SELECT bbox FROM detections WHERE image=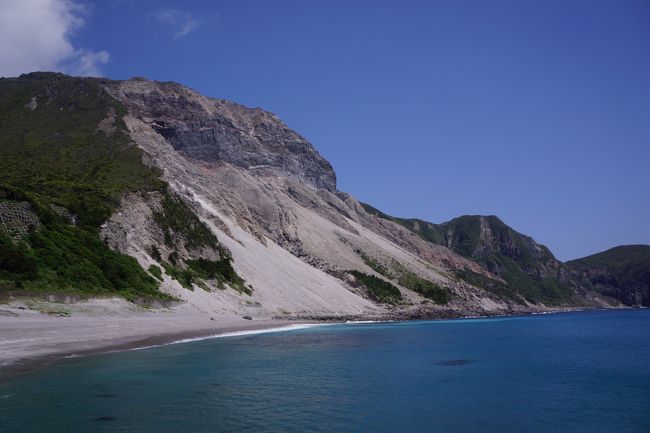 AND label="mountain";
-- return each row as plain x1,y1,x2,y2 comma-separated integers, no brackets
361,203,649,307
360,205,579,303
567,245,650,306
0,72,642,319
